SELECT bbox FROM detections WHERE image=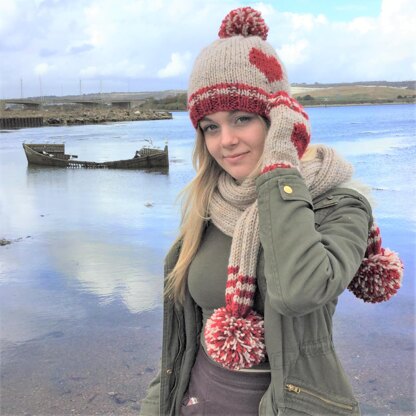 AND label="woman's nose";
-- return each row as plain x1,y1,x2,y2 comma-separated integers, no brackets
220,125,238,147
